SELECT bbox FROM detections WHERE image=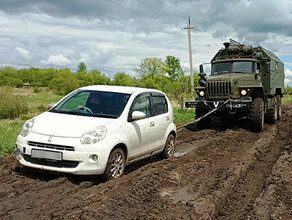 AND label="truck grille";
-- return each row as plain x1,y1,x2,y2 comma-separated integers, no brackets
28,141,75,151
207,81,231,96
